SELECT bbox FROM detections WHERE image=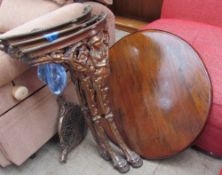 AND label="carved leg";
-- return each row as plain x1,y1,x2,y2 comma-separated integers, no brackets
80,77,130,173
81,107,110,161
71,76,110,161
105,113,143,168
93,118,130,173
92,74,143,168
